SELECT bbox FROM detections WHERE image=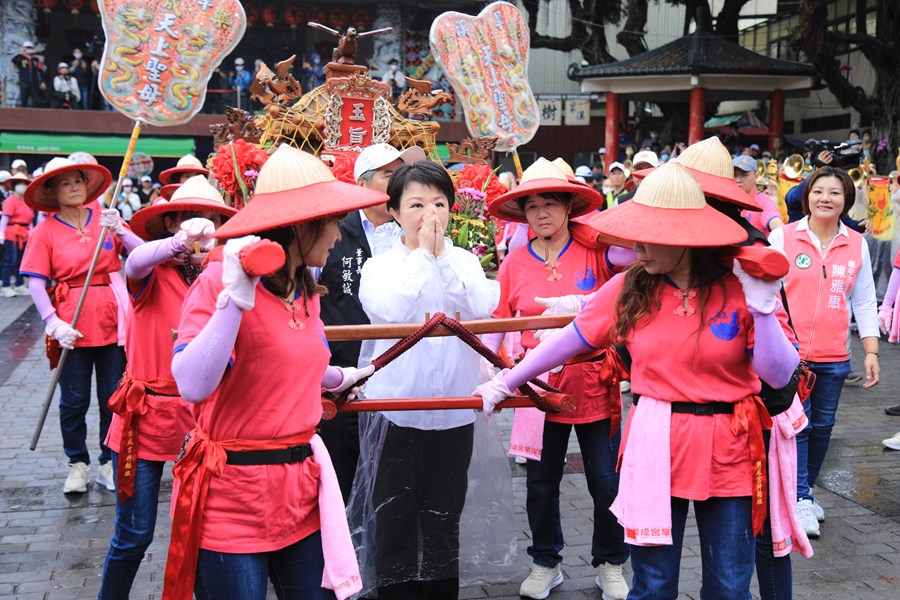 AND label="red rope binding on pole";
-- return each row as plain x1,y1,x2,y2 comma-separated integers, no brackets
331,312,566,413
